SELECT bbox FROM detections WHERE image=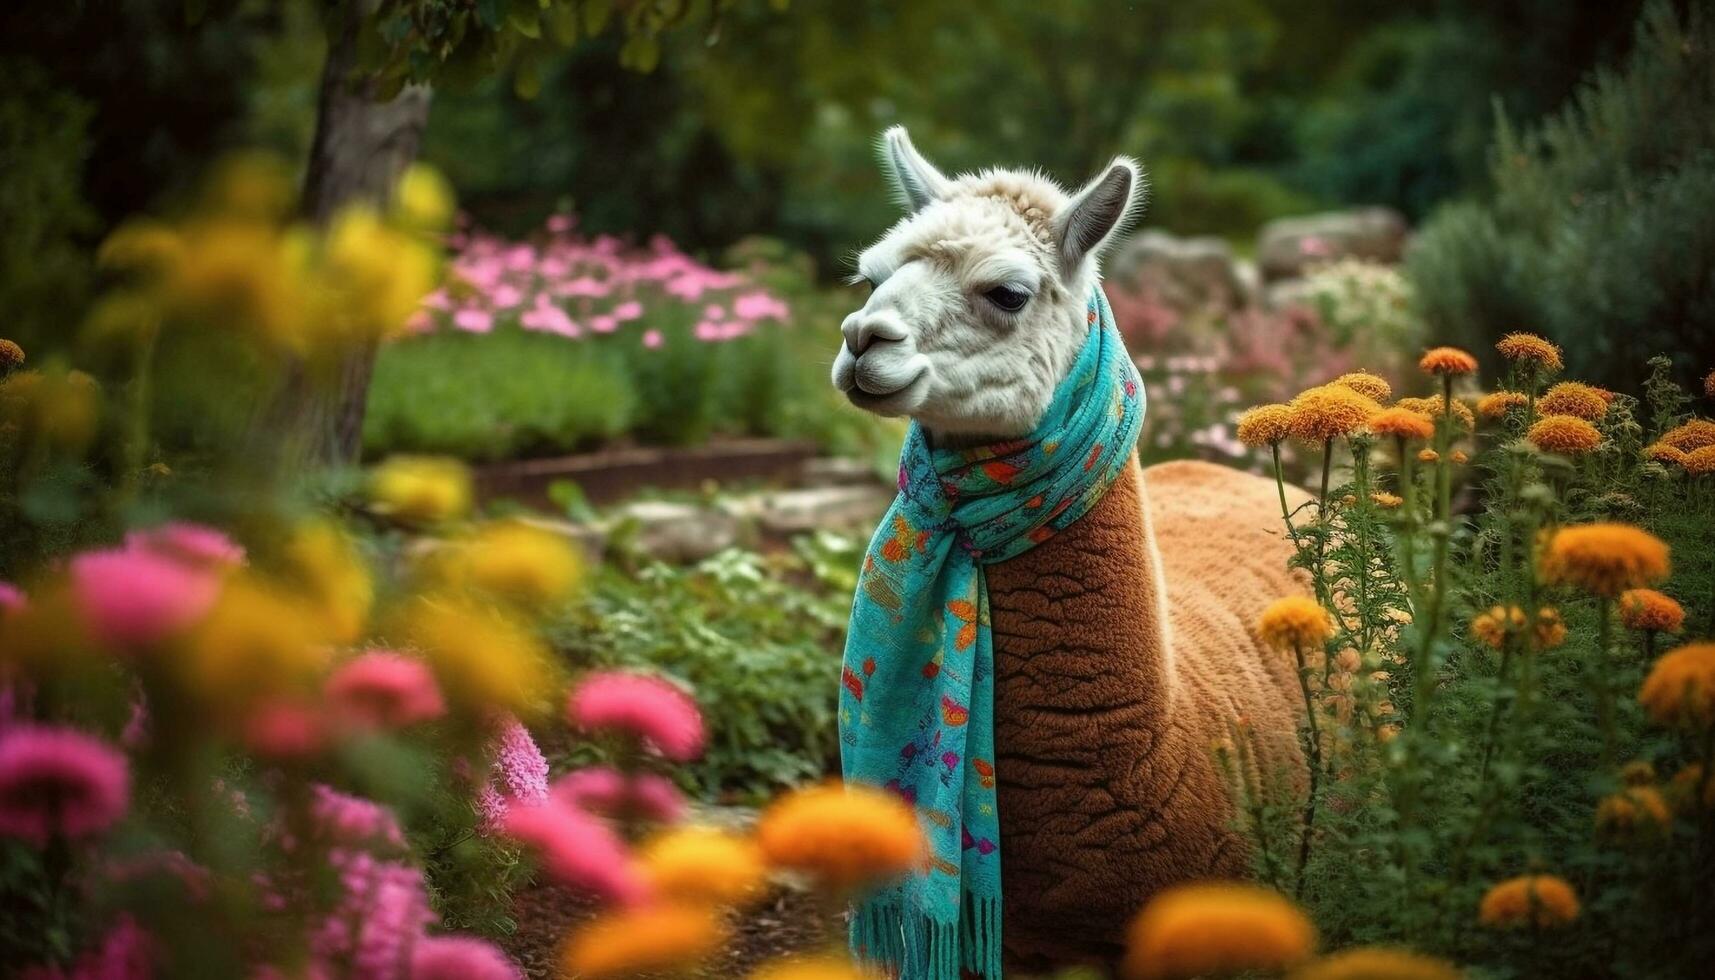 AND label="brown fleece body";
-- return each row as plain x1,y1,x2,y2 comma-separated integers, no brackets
987,457,1309,968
